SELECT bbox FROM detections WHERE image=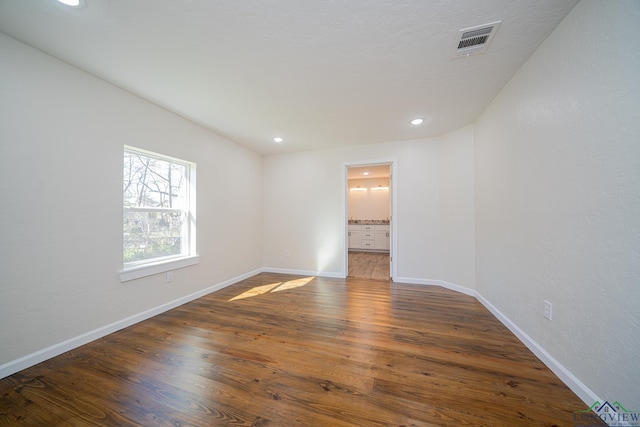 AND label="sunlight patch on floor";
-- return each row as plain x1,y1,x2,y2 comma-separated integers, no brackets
228,277,315,301
271,276,314,293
